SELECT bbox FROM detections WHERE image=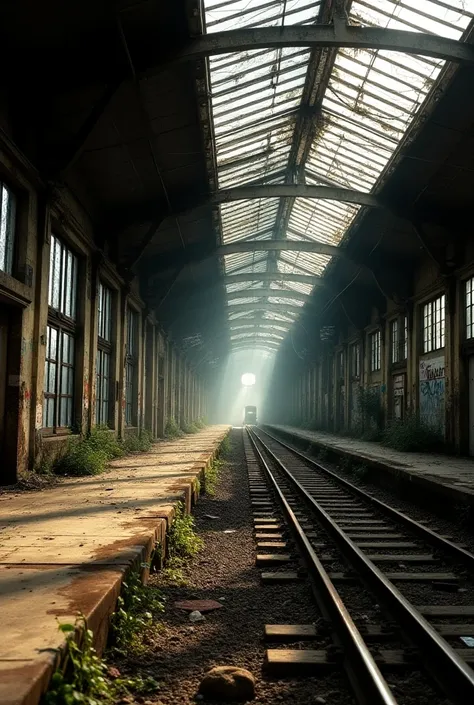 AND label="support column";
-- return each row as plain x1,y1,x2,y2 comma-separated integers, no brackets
175,353,181,427
169,345,176,424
